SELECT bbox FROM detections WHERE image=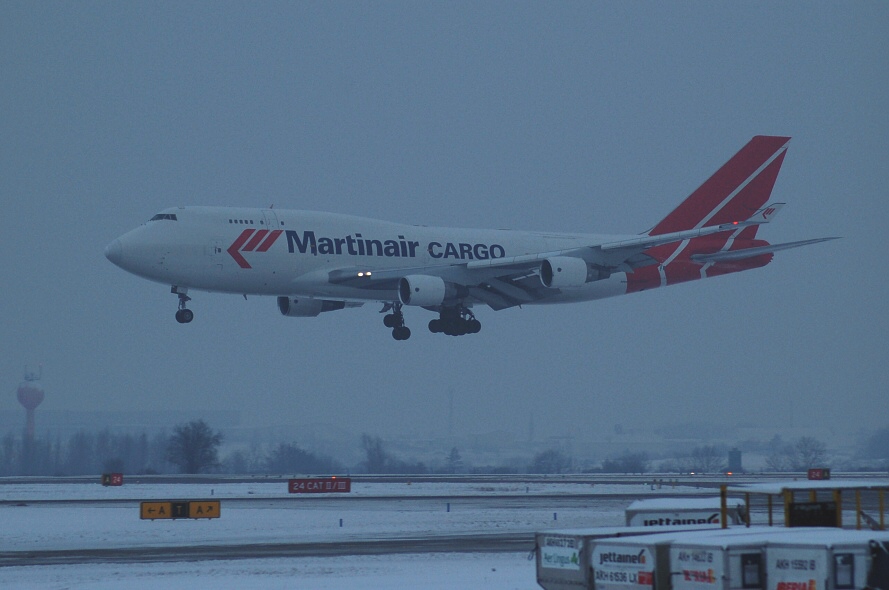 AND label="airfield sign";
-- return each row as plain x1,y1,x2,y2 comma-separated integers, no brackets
101,473,123,486
288,477,351,494
140,500,220,520
188,501,220,518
